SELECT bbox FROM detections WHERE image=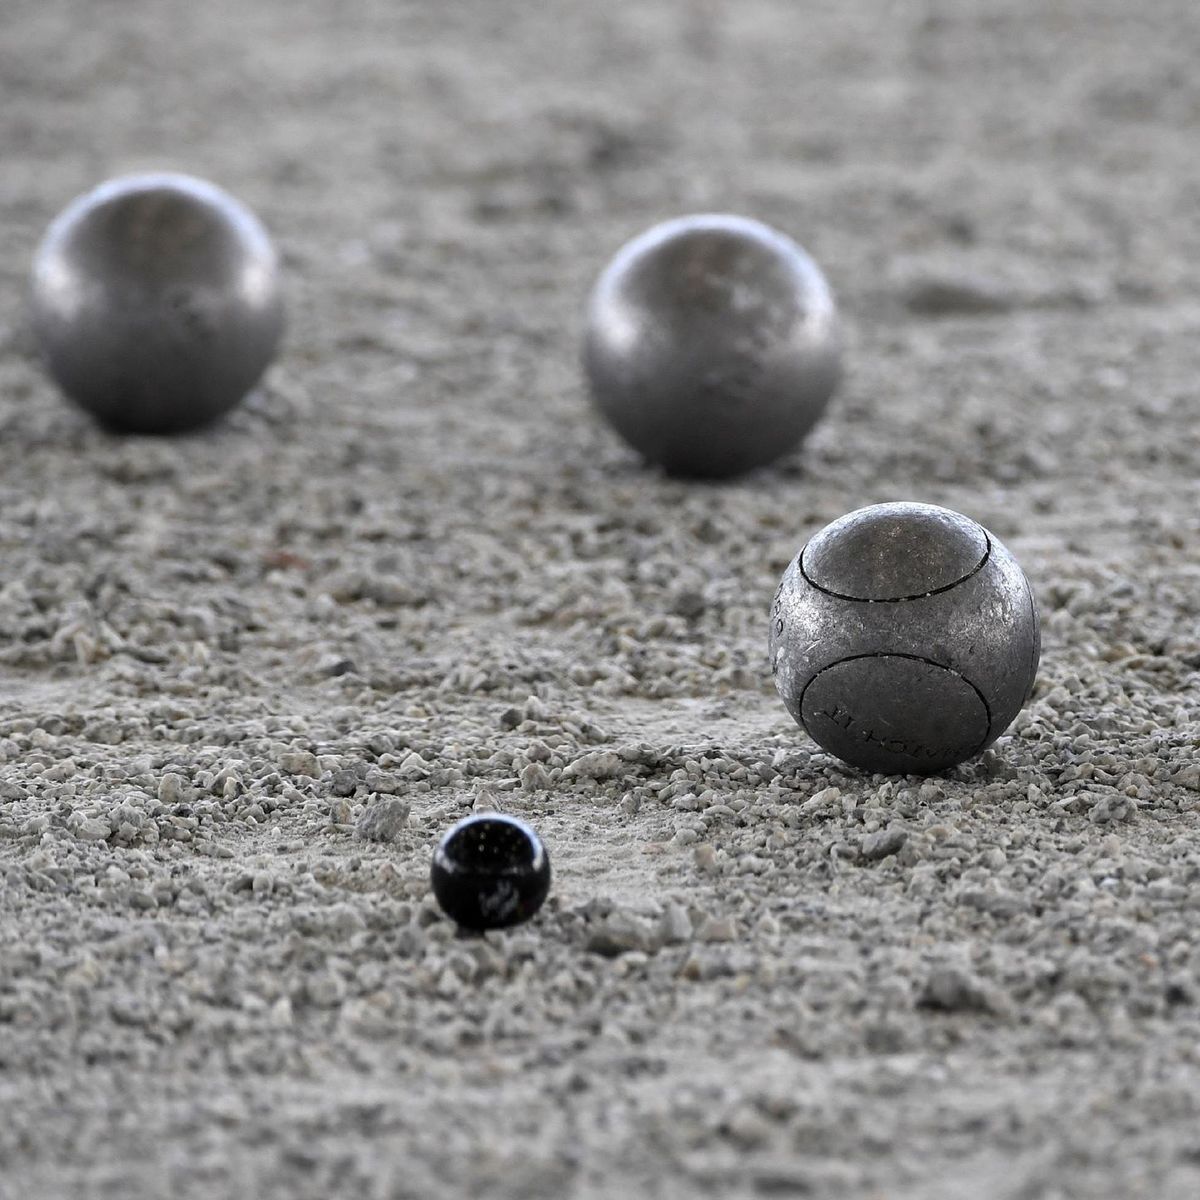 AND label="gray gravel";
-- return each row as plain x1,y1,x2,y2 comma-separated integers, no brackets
1,1,1199,1198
